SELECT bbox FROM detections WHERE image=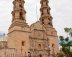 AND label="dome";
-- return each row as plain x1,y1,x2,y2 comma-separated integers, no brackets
30,21,43,31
